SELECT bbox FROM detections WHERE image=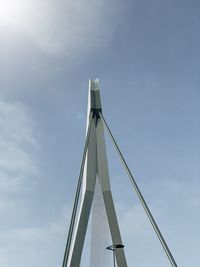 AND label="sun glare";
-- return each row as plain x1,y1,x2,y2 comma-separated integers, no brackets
0,0,25,25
